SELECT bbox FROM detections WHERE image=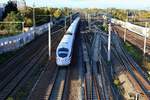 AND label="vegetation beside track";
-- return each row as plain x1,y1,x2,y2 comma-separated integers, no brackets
123,42,142,64
123,41,150,71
